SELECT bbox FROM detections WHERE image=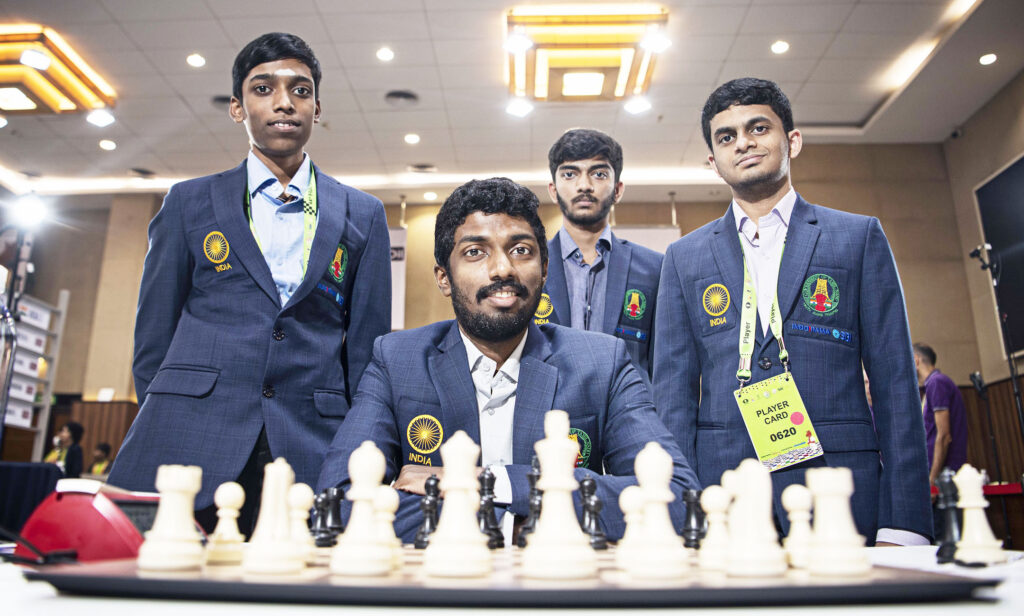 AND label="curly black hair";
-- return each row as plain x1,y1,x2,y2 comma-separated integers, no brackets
547,128,623,183
232,32,322,100
701,78,794,150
